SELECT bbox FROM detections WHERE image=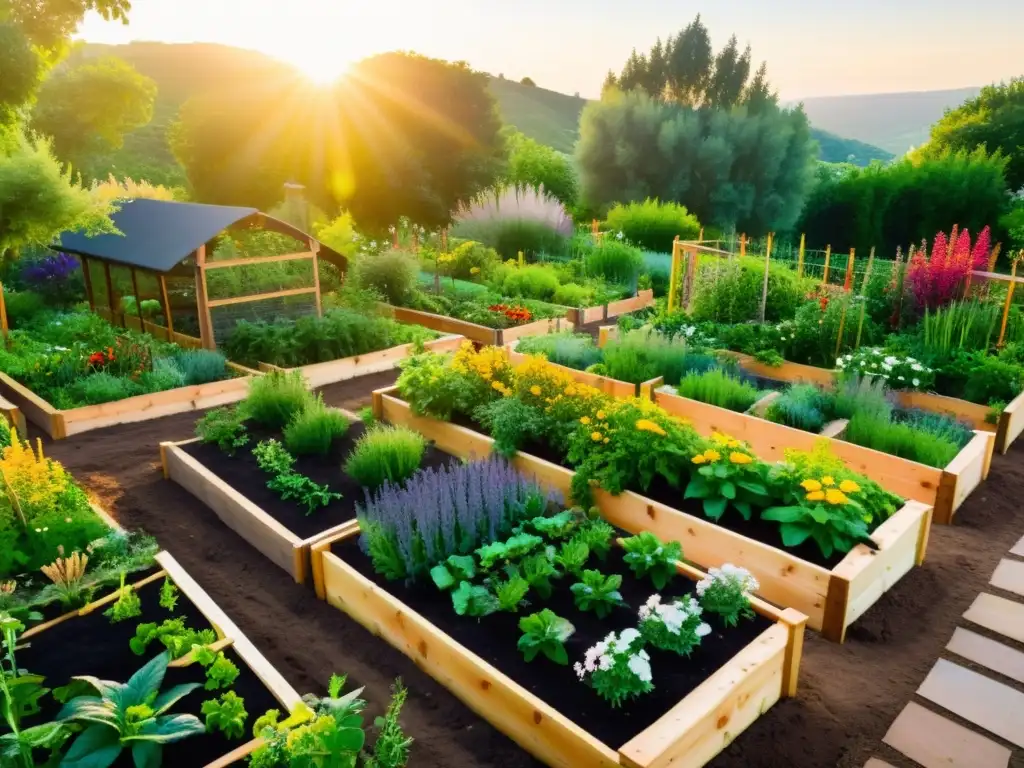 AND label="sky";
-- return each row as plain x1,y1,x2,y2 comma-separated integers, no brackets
77,0,1024,101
